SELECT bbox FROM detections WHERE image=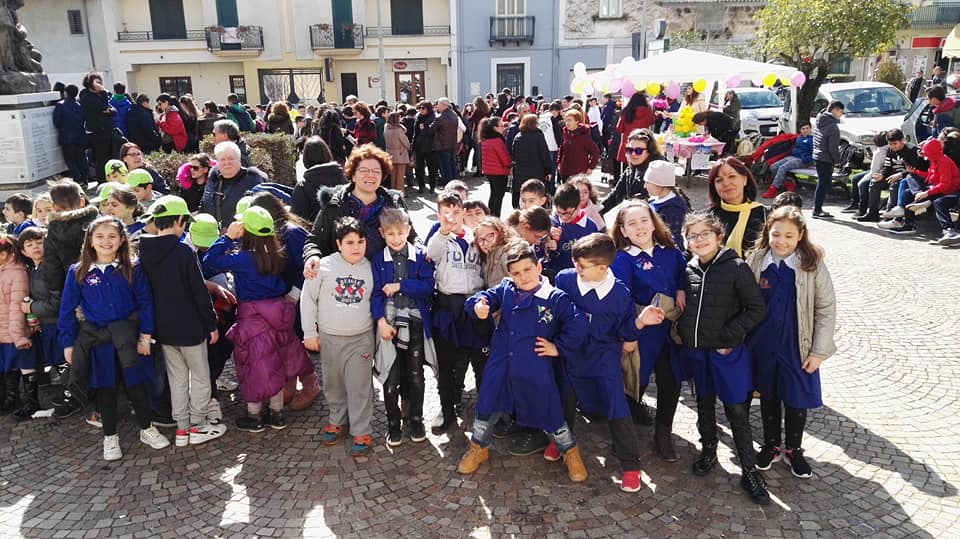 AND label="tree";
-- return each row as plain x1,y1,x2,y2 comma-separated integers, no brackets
874,59,905,88
755,0,911,126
